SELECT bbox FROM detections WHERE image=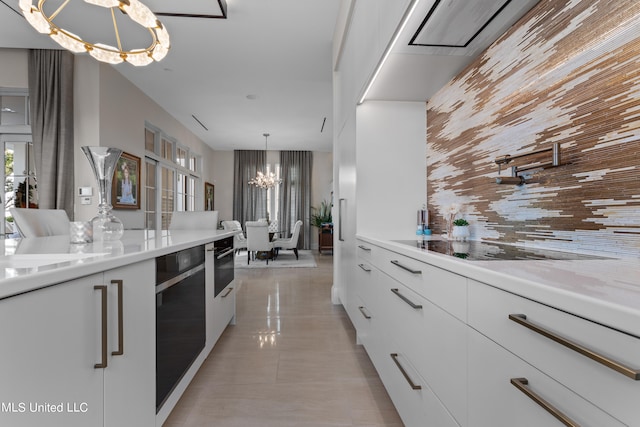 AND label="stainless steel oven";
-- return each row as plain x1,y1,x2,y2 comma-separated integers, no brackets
155,245,206,412
214,236,235,296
